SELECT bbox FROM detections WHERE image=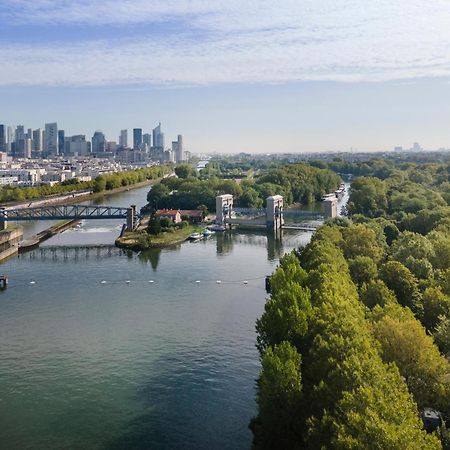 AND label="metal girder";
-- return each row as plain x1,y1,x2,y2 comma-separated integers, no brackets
0,205,130,221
